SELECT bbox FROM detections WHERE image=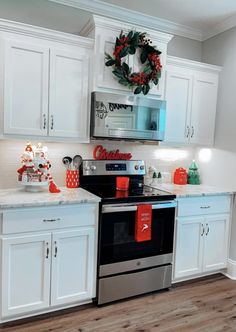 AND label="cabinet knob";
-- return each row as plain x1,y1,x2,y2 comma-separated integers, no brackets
206,223,210,236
